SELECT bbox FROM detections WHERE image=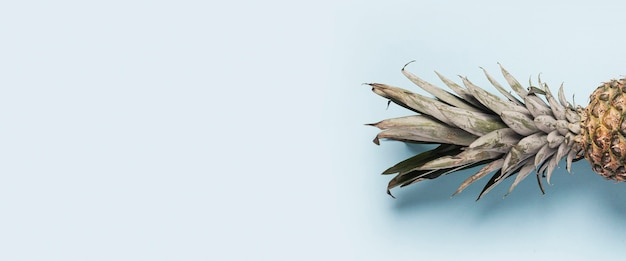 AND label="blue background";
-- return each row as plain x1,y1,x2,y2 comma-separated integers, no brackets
1,0,626,260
